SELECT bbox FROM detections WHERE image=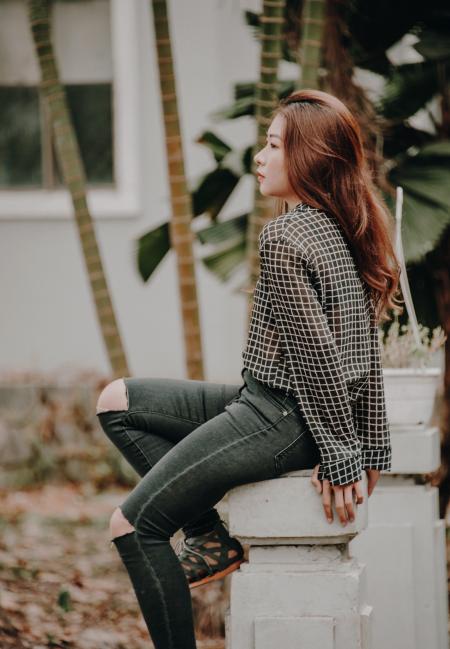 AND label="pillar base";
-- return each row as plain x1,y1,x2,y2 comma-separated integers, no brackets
226,471,371,649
